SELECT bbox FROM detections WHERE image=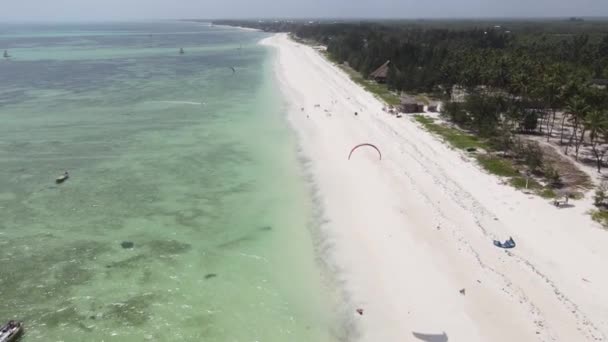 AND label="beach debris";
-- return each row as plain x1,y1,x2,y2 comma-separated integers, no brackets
553,195,570,208
493,237,515,249
348,143,382,160
121,241,135,249
204,273,217,279
582,278,590,283
301,107,304,111
230,66,236,73
466,147,477,153
55,171,69,184
356,308,363,315
459,288,466,295
354,111,358,116
314,104,320,108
